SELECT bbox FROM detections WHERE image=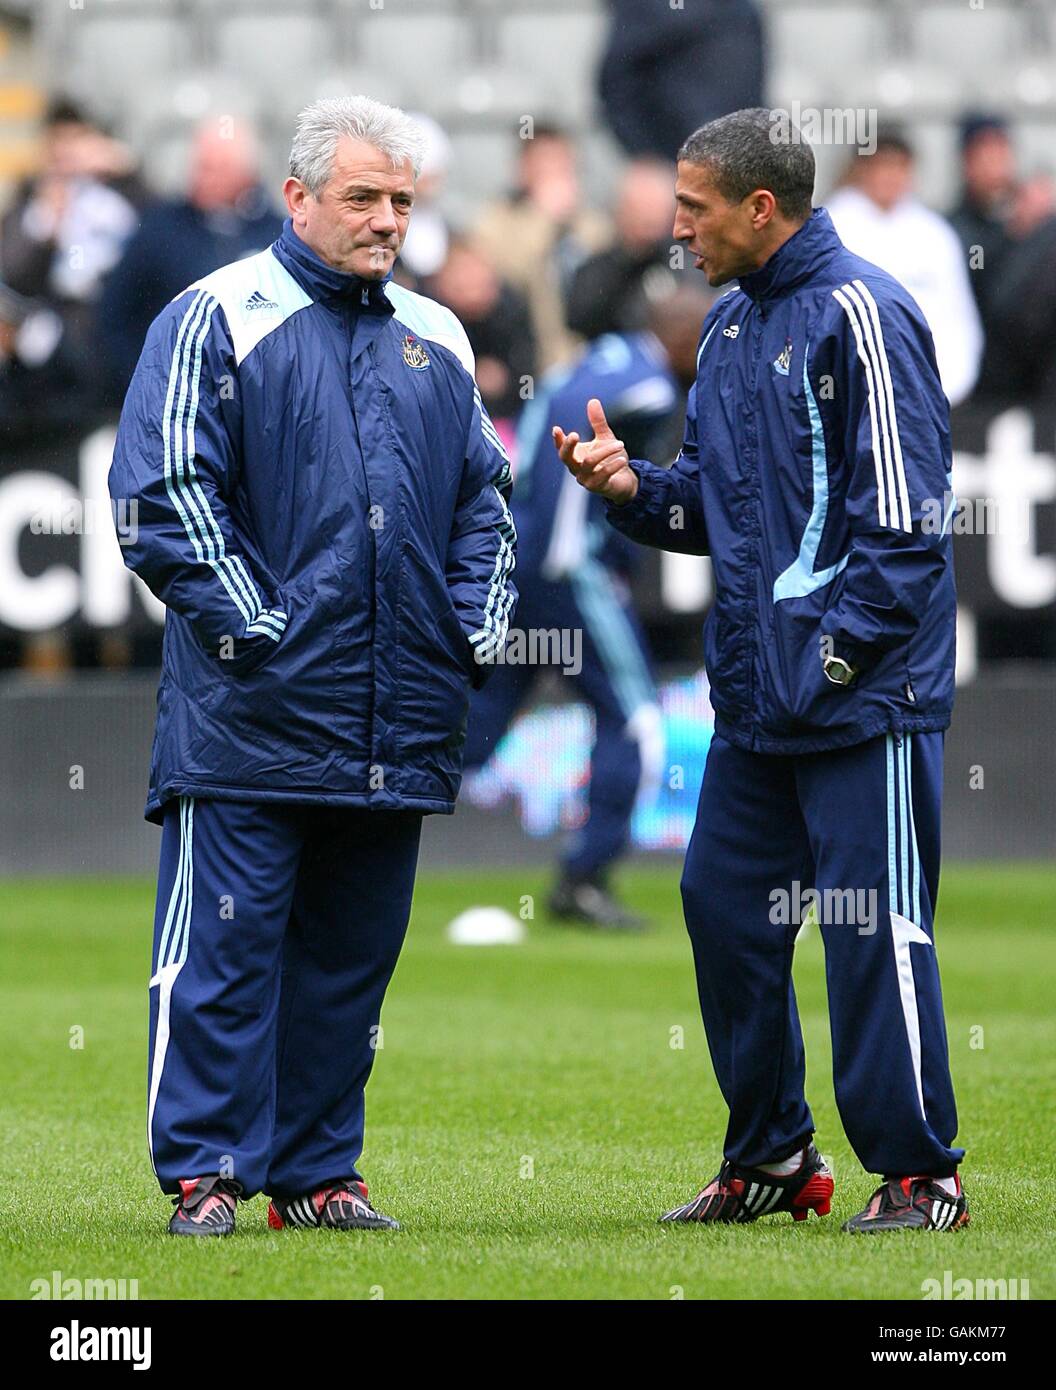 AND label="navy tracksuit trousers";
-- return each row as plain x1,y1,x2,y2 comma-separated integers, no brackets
146,796,422,1199
463,563,661,881
681,730,964,1179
